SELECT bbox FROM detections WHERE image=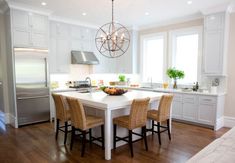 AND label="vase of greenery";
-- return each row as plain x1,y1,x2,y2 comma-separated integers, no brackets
167,68,185,89
117,75,126,85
